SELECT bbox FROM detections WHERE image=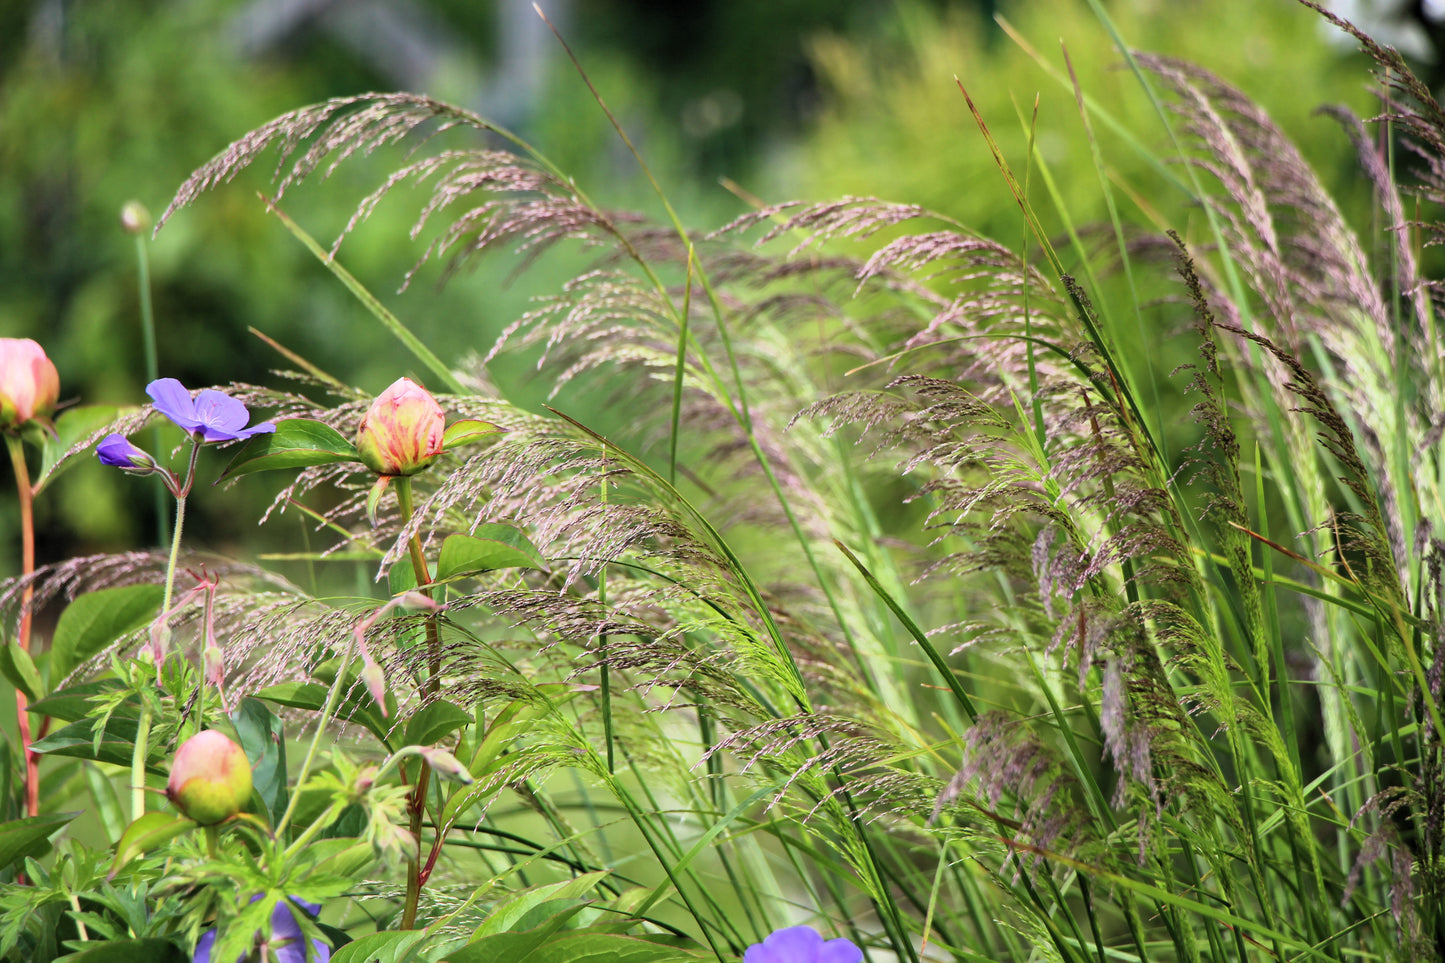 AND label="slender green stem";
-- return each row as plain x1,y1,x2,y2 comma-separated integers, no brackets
133,440,196,821
132,232,169,547
274,630,357,839
5,436,39,818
